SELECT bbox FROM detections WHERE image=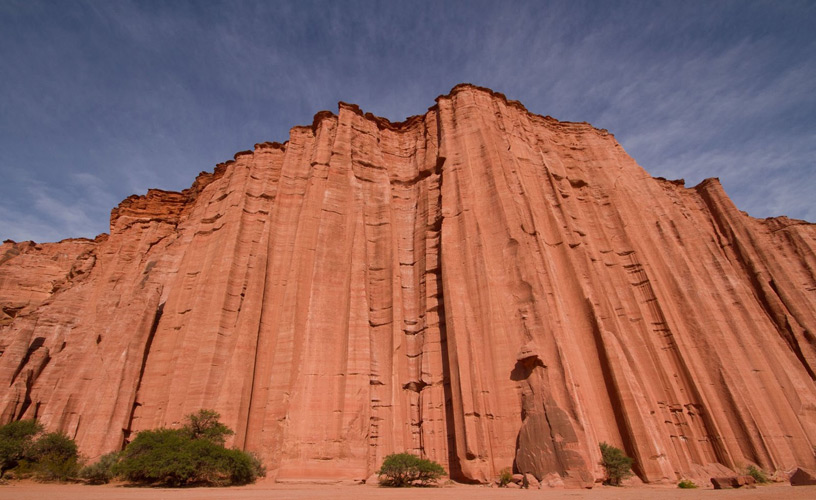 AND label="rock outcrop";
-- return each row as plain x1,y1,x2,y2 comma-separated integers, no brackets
1,84,815,485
